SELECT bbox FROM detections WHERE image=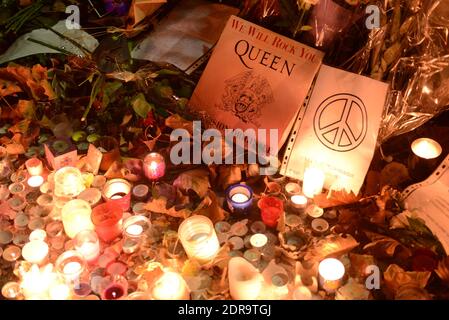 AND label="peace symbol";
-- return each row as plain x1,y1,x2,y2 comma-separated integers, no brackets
313,93,368,152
